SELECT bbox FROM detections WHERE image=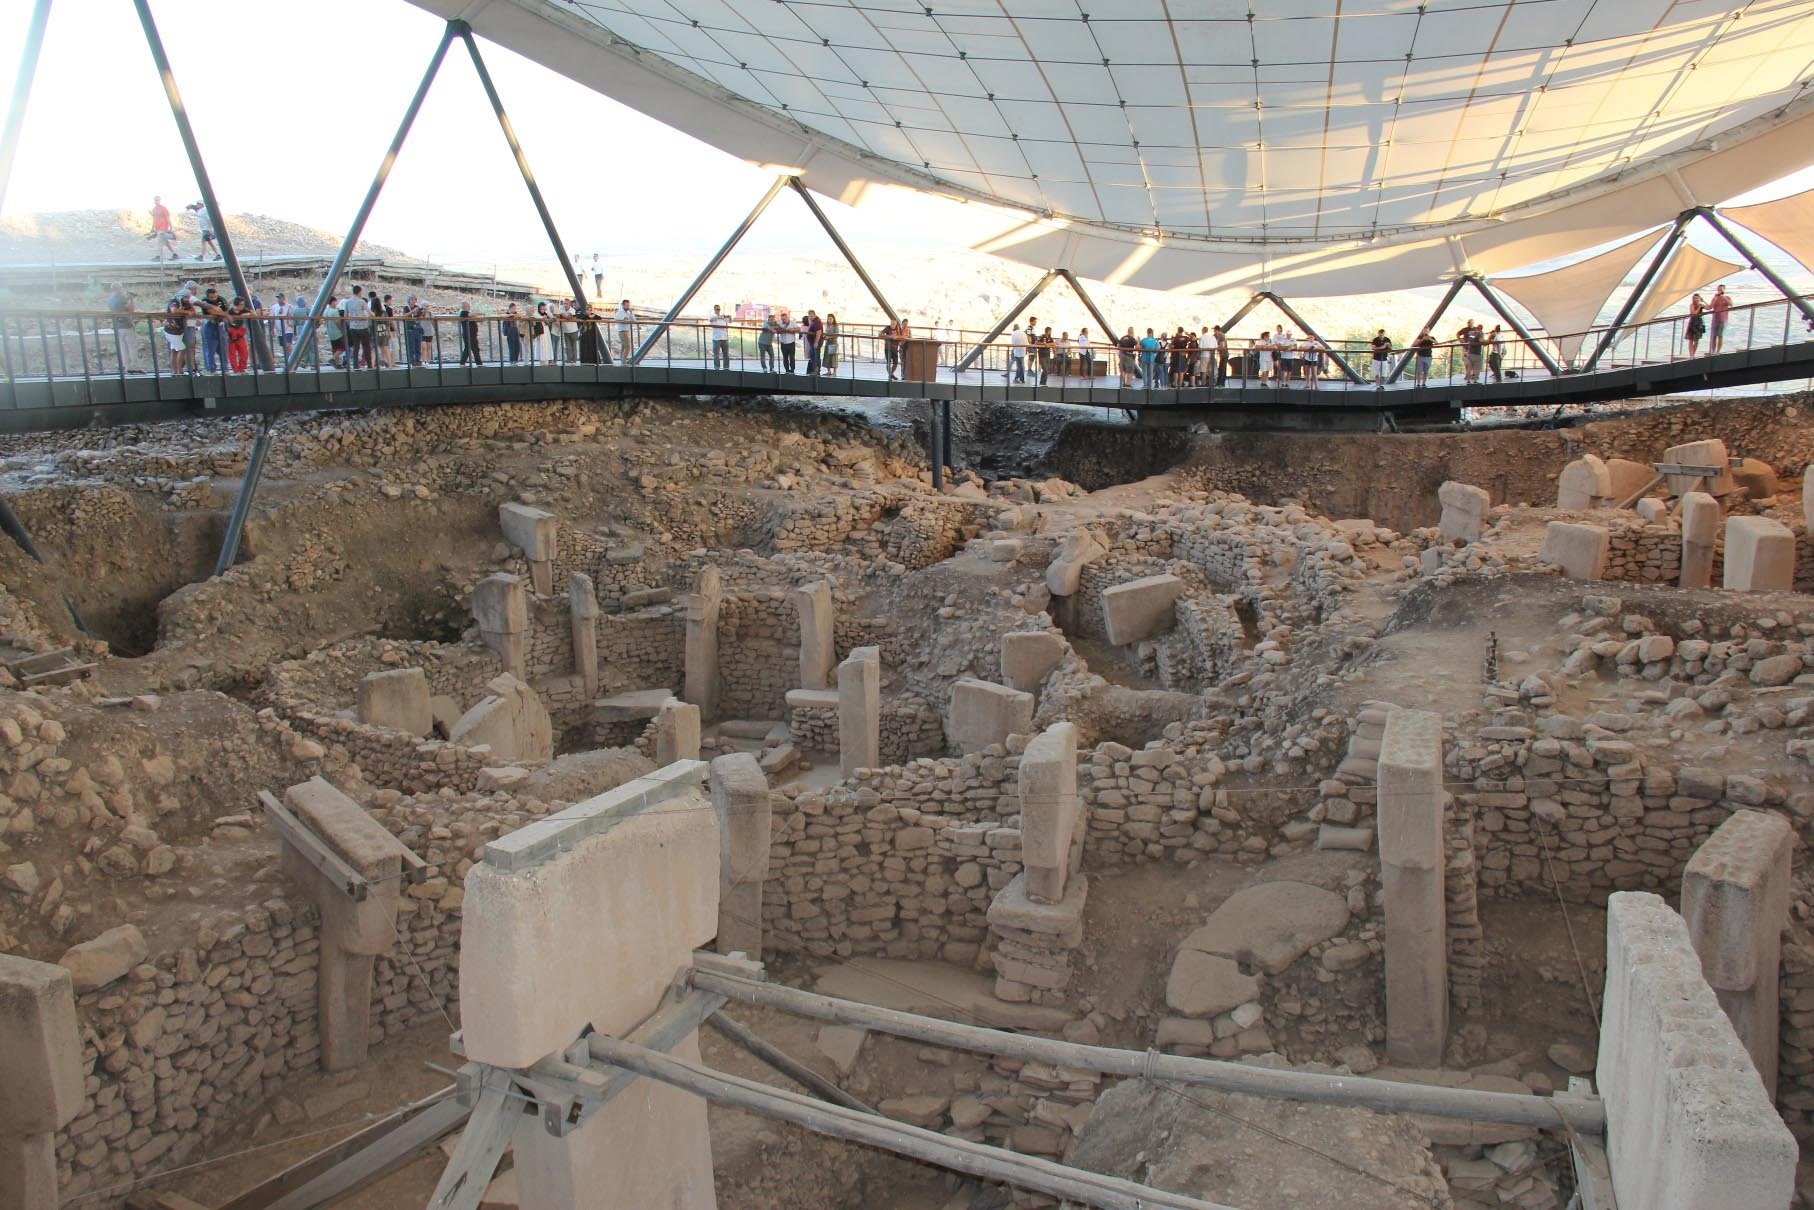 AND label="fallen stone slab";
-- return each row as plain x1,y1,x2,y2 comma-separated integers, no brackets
57,924,149,992
1181,882,1350,975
